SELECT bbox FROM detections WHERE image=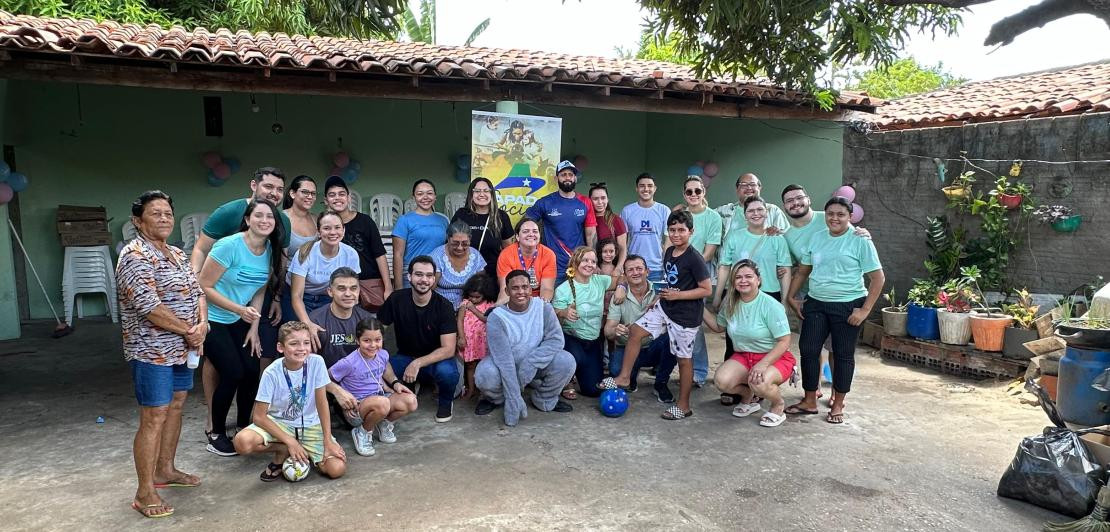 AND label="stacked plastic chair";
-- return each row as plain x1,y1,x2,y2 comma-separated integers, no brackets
179,212,209,256
61,245,118,325
444,192,466,217
348,190,363,213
